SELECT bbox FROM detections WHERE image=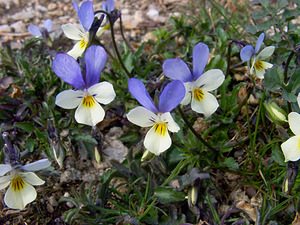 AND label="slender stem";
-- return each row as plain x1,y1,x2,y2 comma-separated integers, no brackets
95,10,132,78
177,107,218,154
284,50,295,84
226,41,232,77
119,14,134,52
